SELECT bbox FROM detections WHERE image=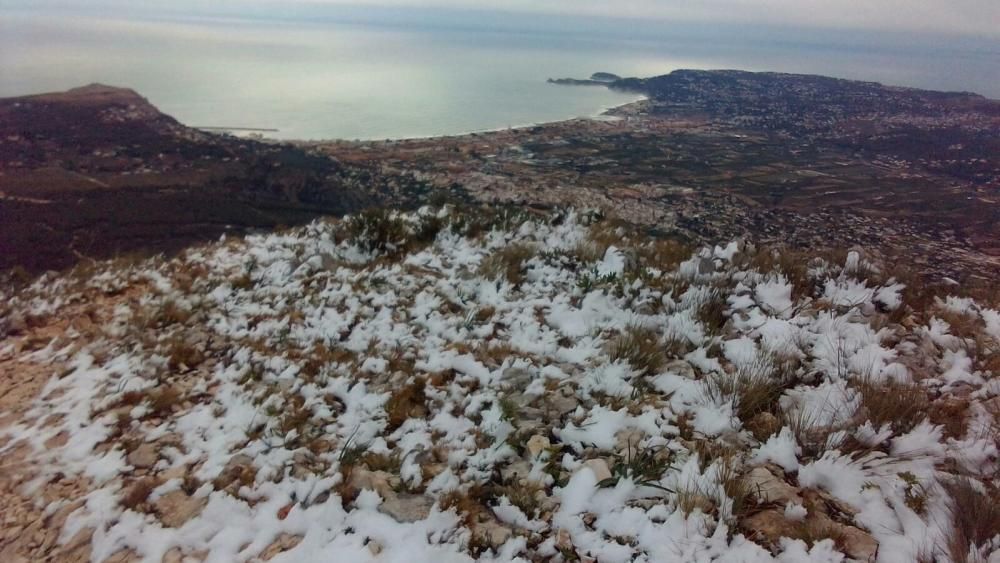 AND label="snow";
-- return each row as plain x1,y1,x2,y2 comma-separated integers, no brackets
754,275,795,318
750,427,801,473
1,206,997,562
